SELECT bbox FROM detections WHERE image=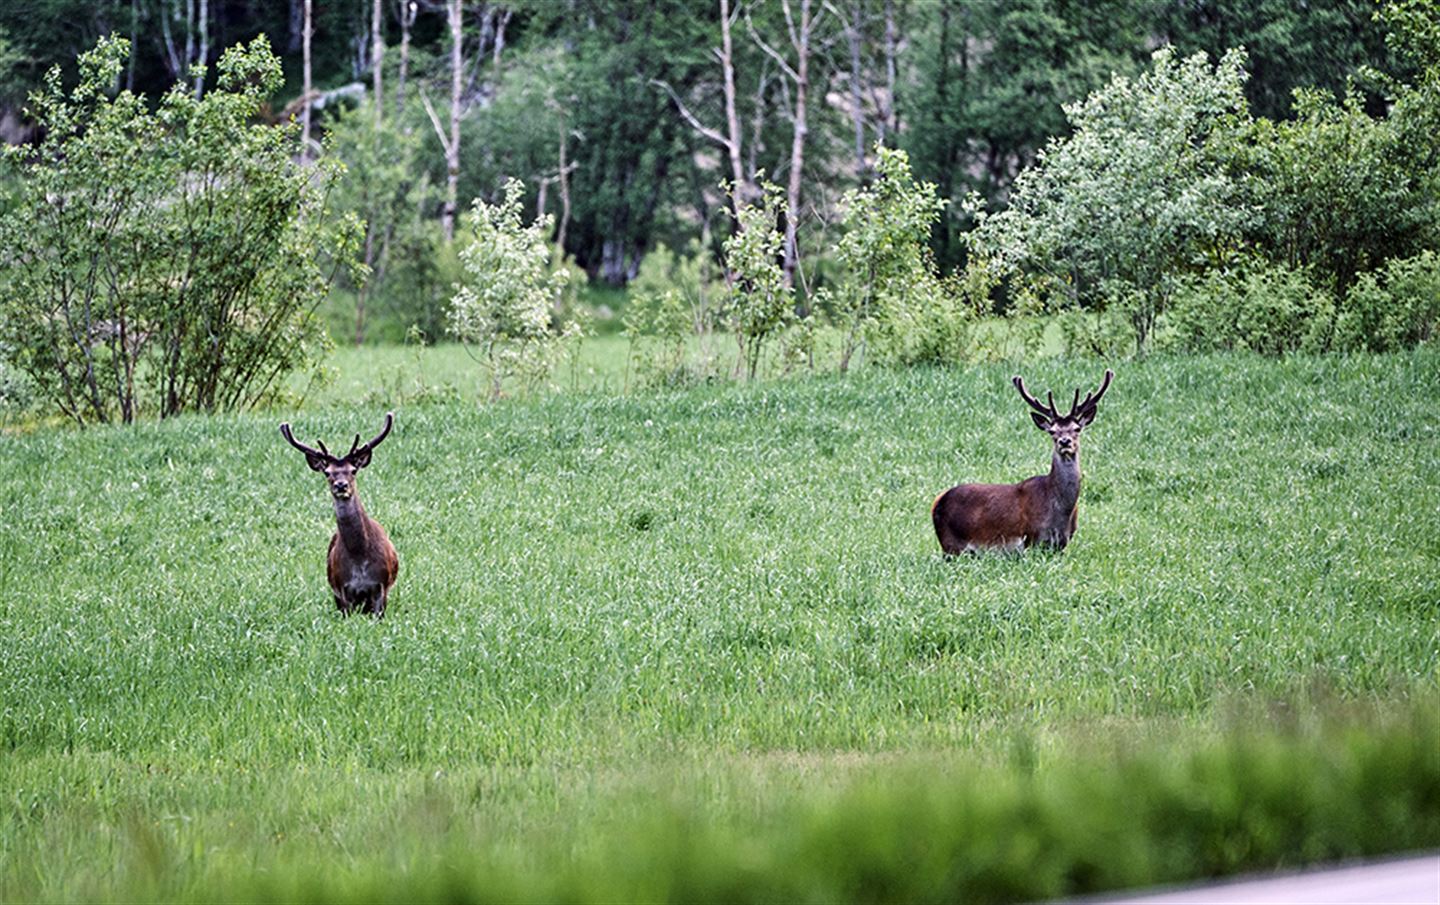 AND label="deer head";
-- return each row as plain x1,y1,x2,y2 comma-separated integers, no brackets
280,412,394,501
1013,370,1113,462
